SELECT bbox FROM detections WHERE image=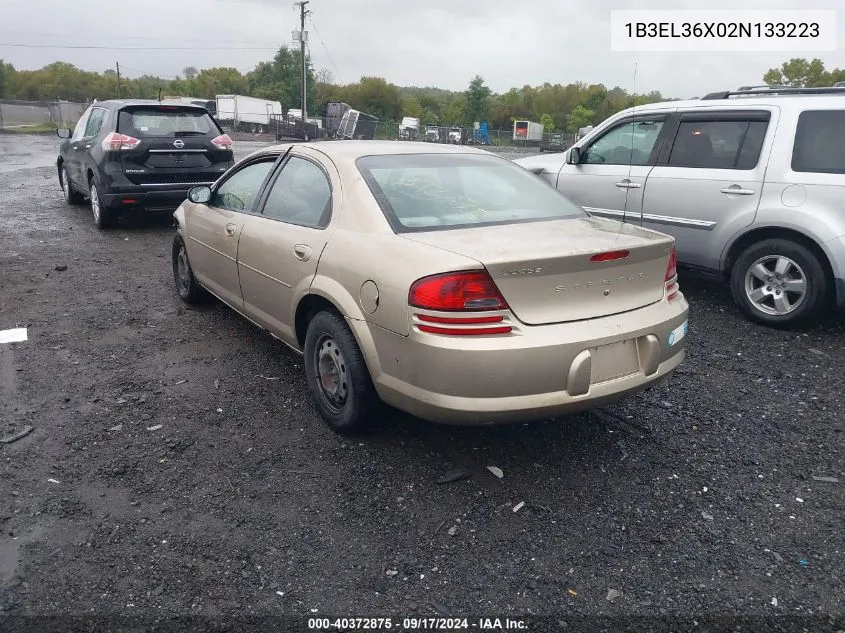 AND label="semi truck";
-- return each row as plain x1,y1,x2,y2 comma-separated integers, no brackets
215,94,282,133
336,109,378,140
513,120,544,142
398,117,420,140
